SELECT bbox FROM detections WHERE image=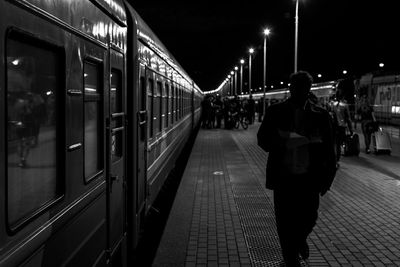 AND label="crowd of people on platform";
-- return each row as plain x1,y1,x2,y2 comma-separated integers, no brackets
200,94,256,129
202,80,377,157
